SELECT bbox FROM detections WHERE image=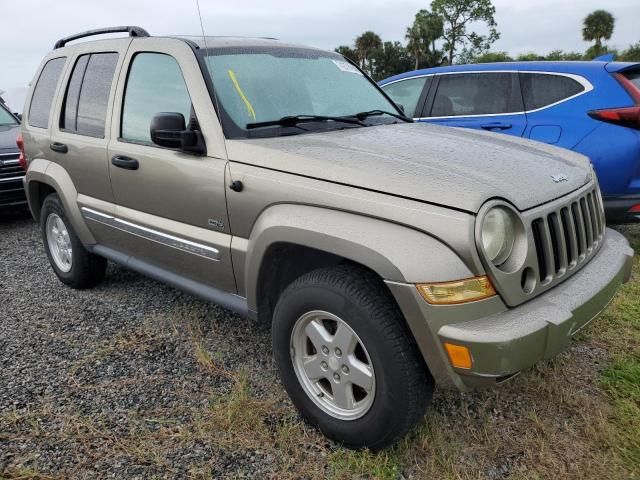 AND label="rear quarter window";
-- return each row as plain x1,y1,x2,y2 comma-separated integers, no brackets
520,73,585,111
28,57,66,128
